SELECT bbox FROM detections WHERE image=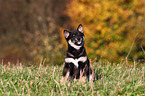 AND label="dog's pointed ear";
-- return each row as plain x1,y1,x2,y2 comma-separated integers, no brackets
64,30,70,39
77,24,83,33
